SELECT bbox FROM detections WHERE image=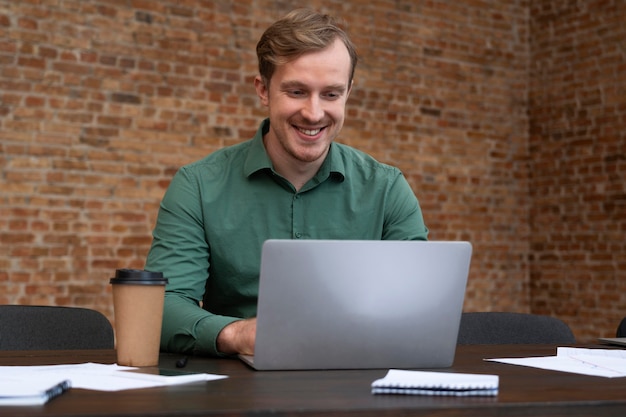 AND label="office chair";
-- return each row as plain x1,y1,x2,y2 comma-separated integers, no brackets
0,305,114,350
617,317,626,337
457,312,576,345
